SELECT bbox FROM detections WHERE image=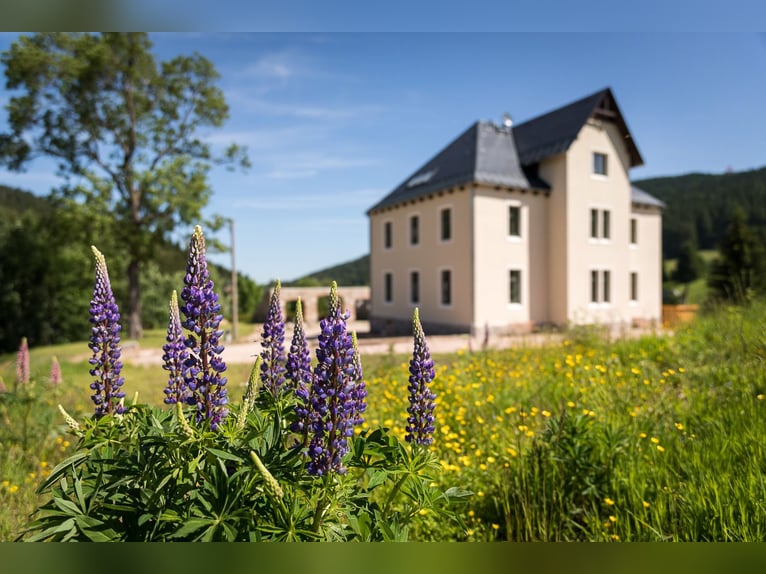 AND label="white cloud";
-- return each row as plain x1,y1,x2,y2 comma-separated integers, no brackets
226,90,385,122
